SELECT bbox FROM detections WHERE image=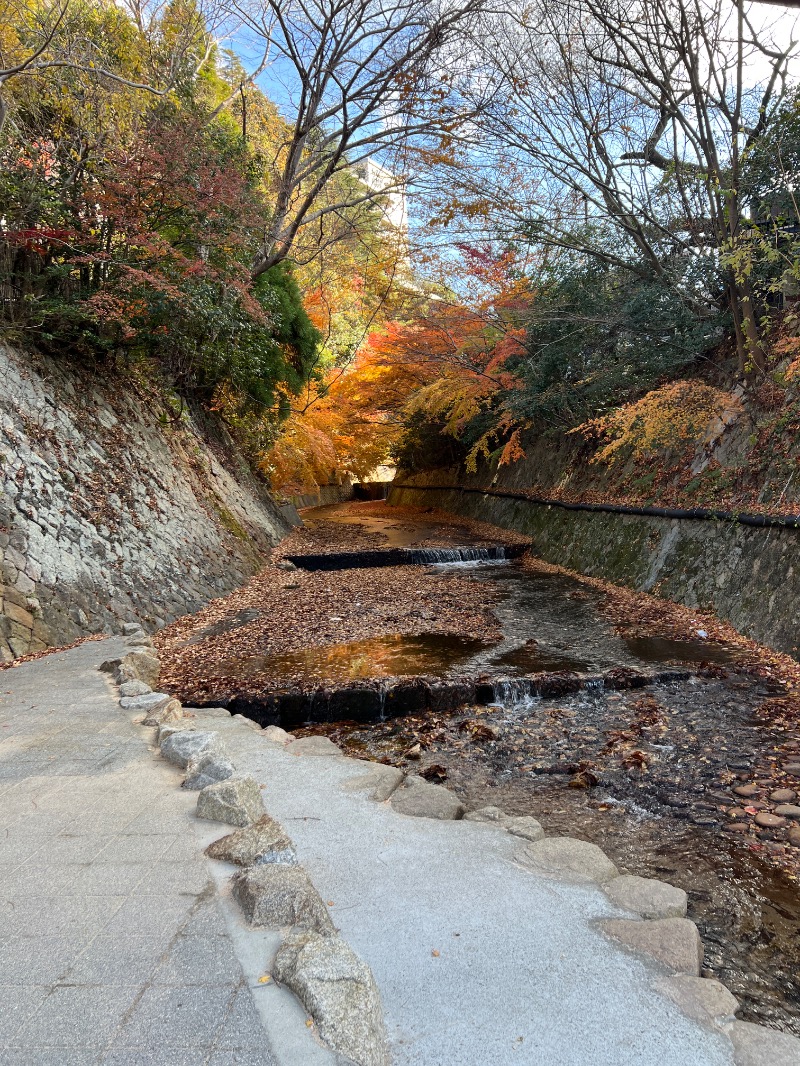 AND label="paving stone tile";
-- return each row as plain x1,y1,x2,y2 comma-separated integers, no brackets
66,863,148,897
43,834,116,865
180,901,231,938
0,895,75,936
208,1053,278,1065
161,834,205,861
103,897,194,938
63,936,167,985
100,1051,208,1066
132,861,211,896
0,864,81,897
153,934,243,986
0,1051,98,1065
93,835,177,864
111,985,235,1049
0,837,48,864
13,984,141,1049
214,988,269,1048
0,936,90,984
60,812,143,836
0,984,50,1041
